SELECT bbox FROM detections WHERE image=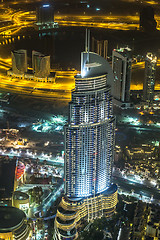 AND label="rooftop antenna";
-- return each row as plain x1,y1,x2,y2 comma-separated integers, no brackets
85,28,88,52
85,28,90,63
